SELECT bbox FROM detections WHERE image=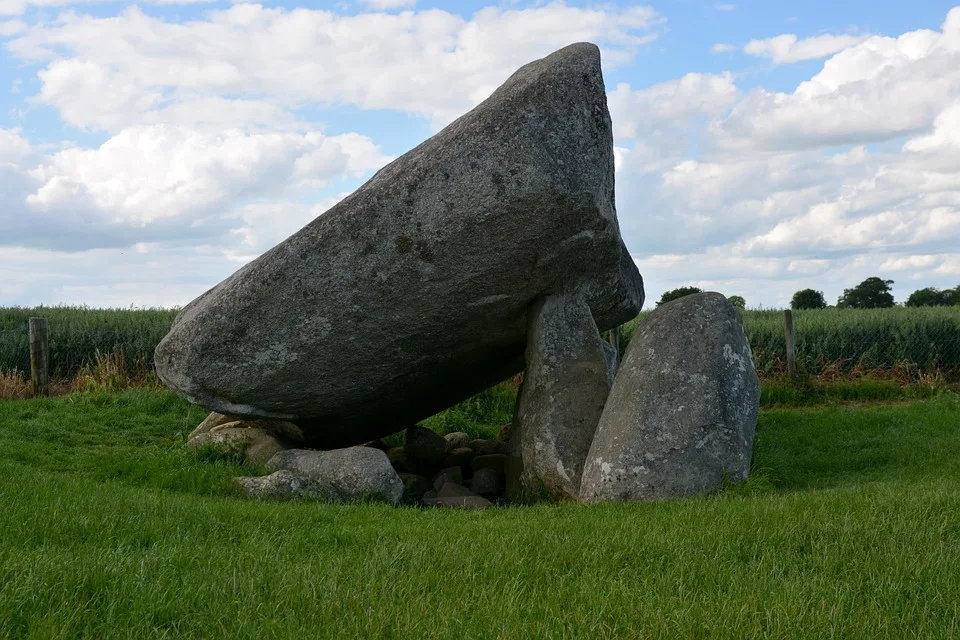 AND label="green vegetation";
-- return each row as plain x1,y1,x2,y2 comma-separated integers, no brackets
2,304,959,385
727,294,746,310
656,285,703,306
0,306,176,379
1,388,959,637
837,276,895,309
621,306,960,379
906,285,960,308
790,288,828,310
